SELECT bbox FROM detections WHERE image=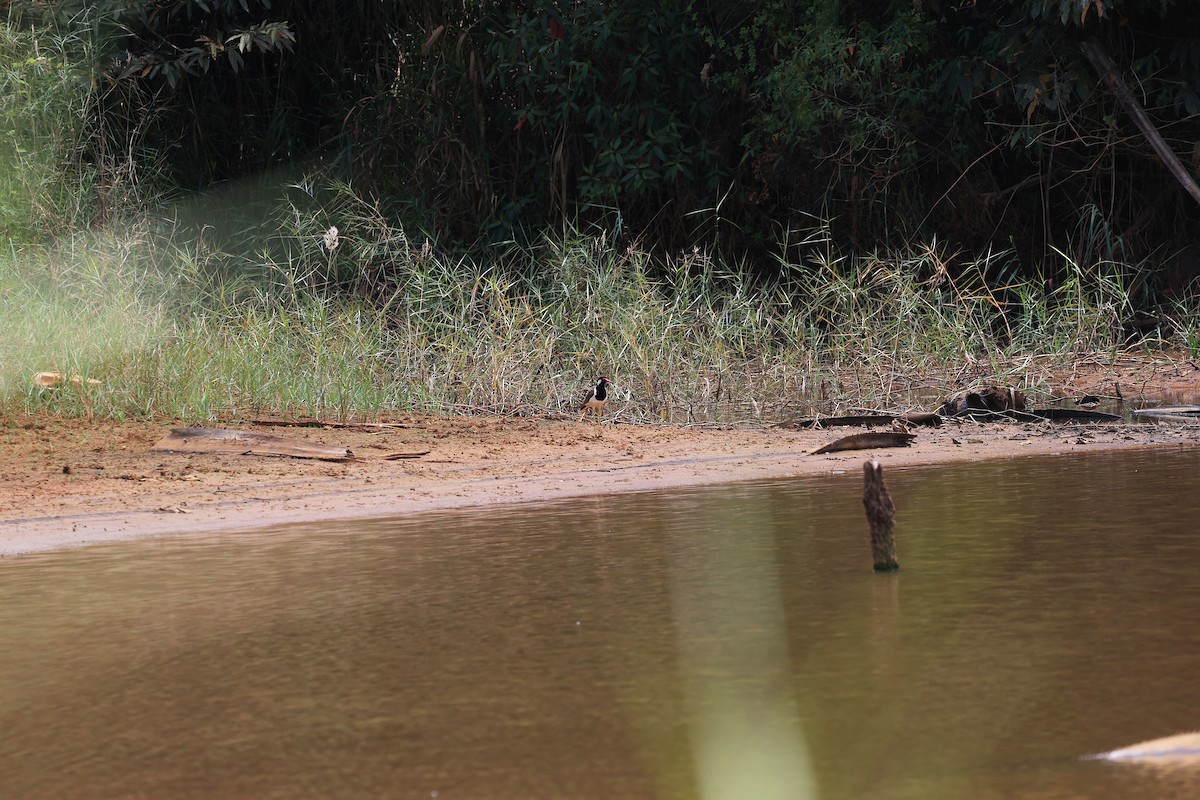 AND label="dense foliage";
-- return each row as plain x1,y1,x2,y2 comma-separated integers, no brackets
12,0,1200,282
